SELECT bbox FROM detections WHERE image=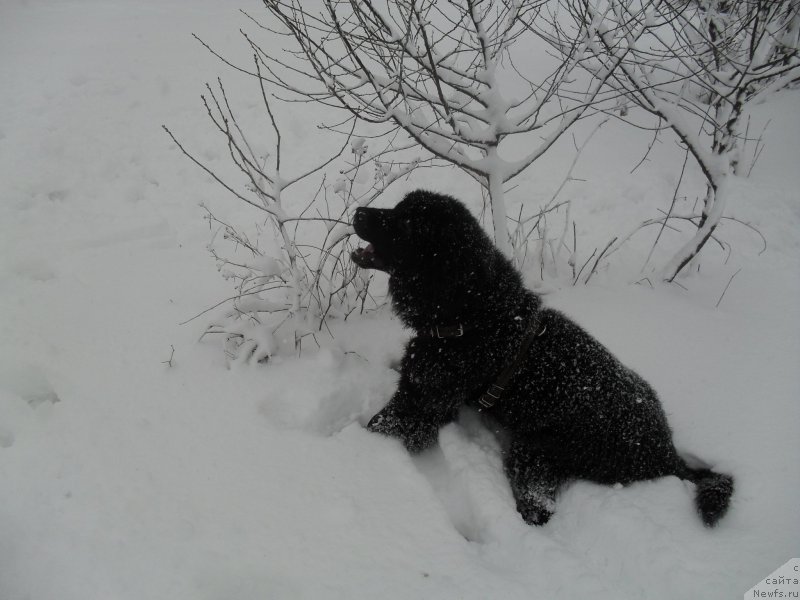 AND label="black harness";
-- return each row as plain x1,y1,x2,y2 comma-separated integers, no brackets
419,315,546,412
